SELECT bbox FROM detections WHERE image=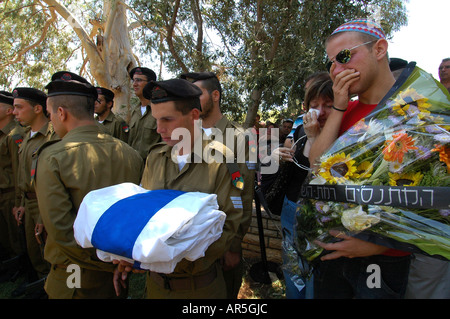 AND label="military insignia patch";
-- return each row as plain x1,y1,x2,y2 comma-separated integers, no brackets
230,196,243,209
231,171,244,190
12,134,23,148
